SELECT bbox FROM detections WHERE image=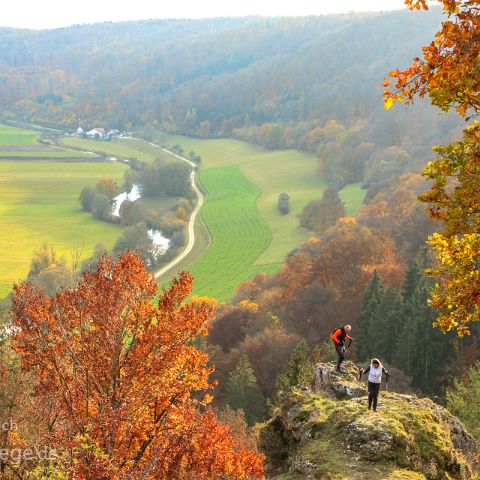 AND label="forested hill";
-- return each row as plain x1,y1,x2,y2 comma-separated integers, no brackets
0,9,461,171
